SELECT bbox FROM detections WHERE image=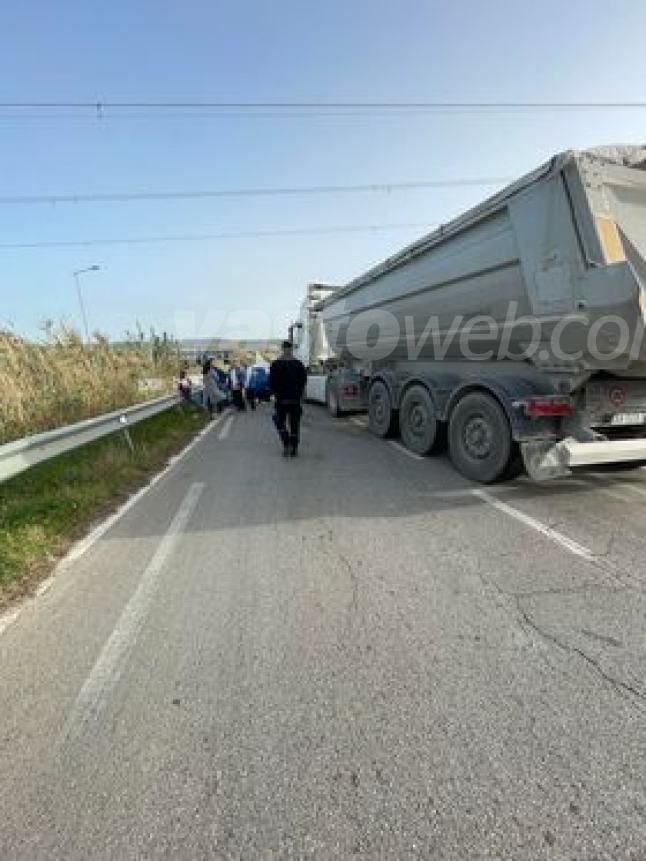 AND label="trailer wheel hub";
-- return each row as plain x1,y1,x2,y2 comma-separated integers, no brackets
410,404,425,432
373,393,385,422
464,416,492,459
